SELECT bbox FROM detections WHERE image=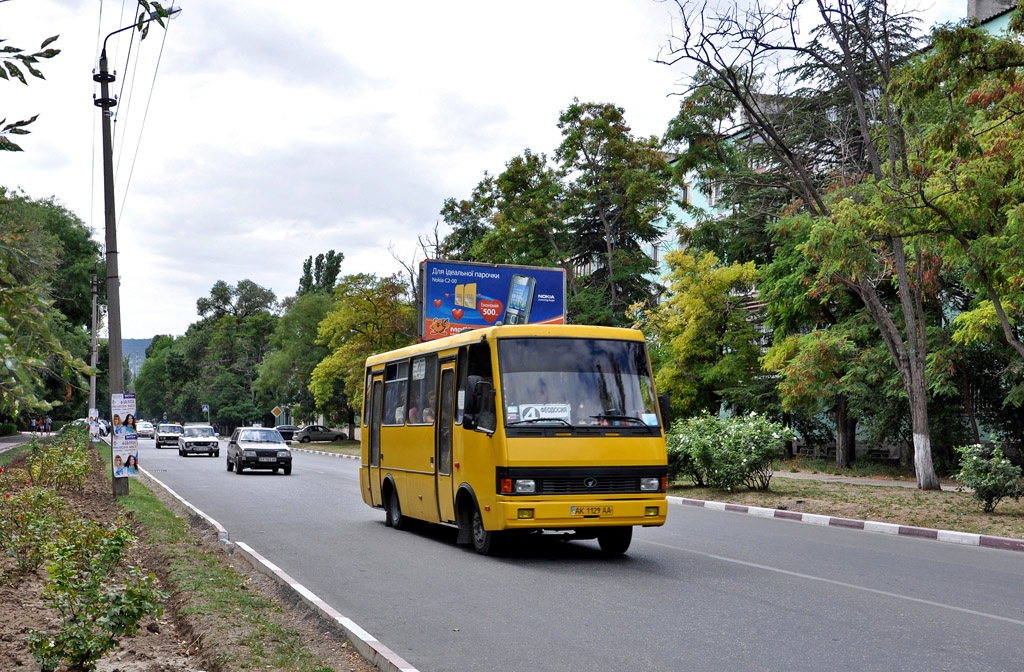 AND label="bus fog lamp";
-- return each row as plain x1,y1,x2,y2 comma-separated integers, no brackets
517,508,534,519
514,479,535,494
645,506,659,517
640,477,660,491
